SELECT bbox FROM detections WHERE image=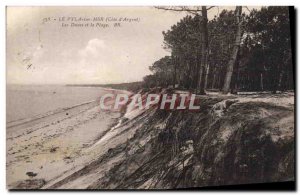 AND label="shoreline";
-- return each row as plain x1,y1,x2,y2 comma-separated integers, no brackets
6,87,128,189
